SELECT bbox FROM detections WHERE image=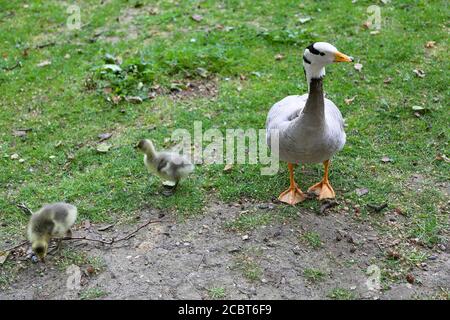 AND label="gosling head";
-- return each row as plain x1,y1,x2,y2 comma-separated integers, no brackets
136,139,156,157
32,240,49,262
303,42,353,82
